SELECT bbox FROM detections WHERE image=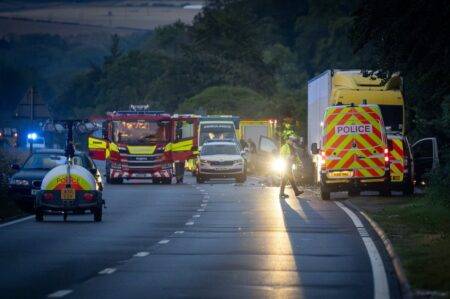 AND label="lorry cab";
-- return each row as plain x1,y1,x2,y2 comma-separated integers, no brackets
312,104,390,200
